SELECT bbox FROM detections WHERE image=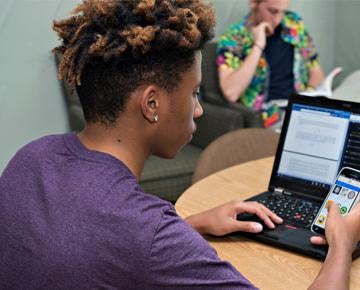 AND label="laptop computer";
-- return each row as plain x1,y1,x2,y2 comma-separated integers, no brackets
237,94,360,260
